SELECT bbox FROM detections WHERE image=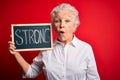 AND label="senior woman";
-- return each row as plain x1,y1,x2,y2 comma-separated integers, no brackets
8,3,100,80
